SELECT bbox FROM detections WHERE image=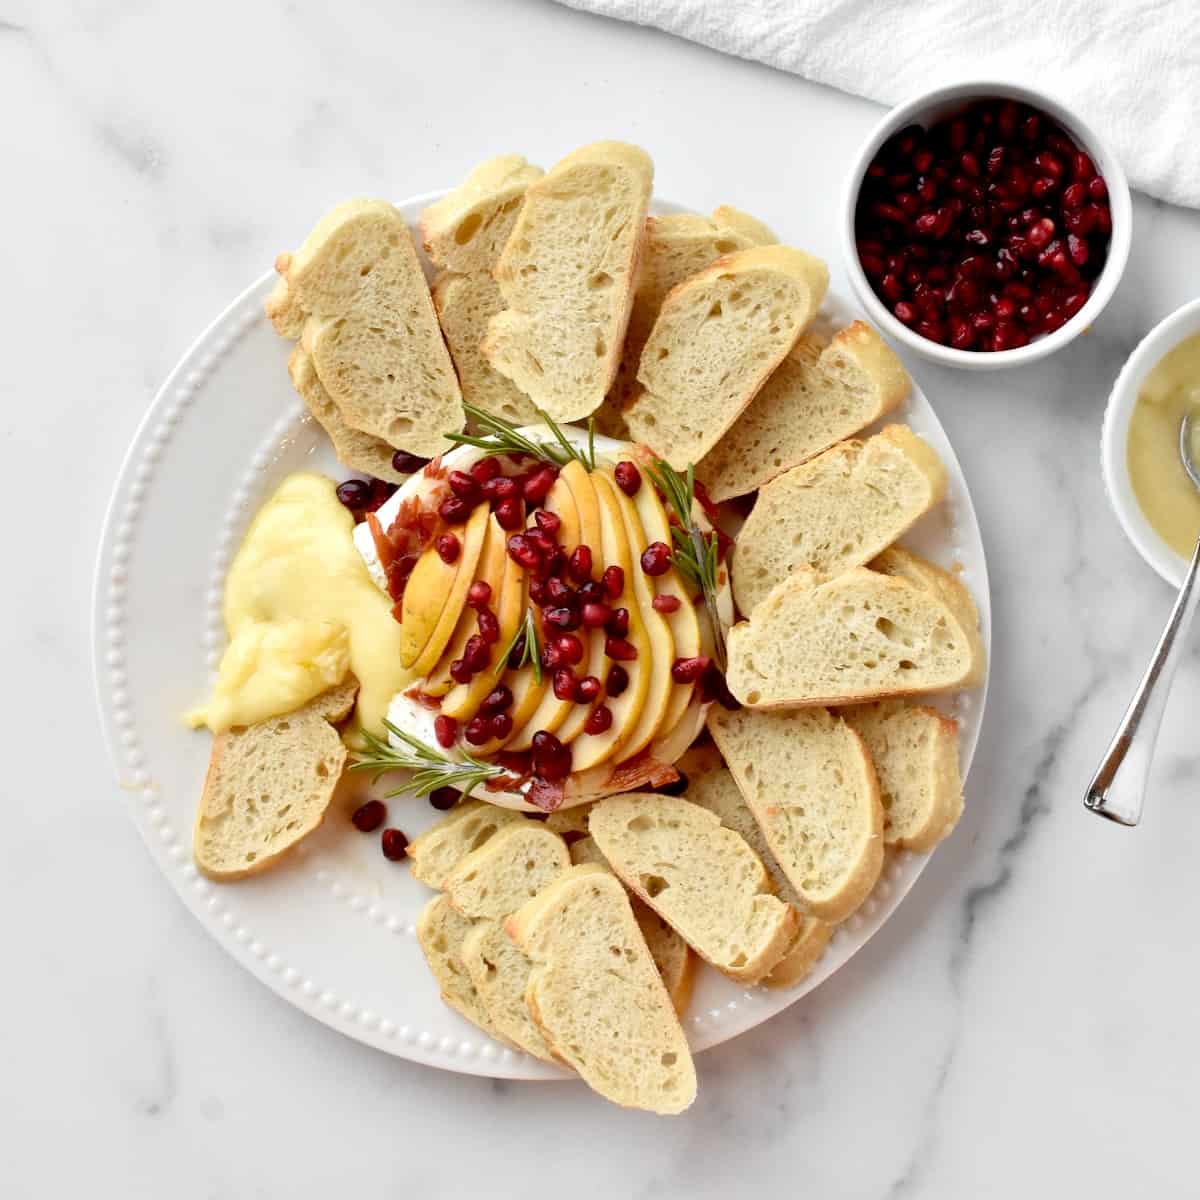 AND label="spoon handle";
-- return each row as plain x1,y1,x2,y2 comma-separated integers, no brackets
1085,532,1200,826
